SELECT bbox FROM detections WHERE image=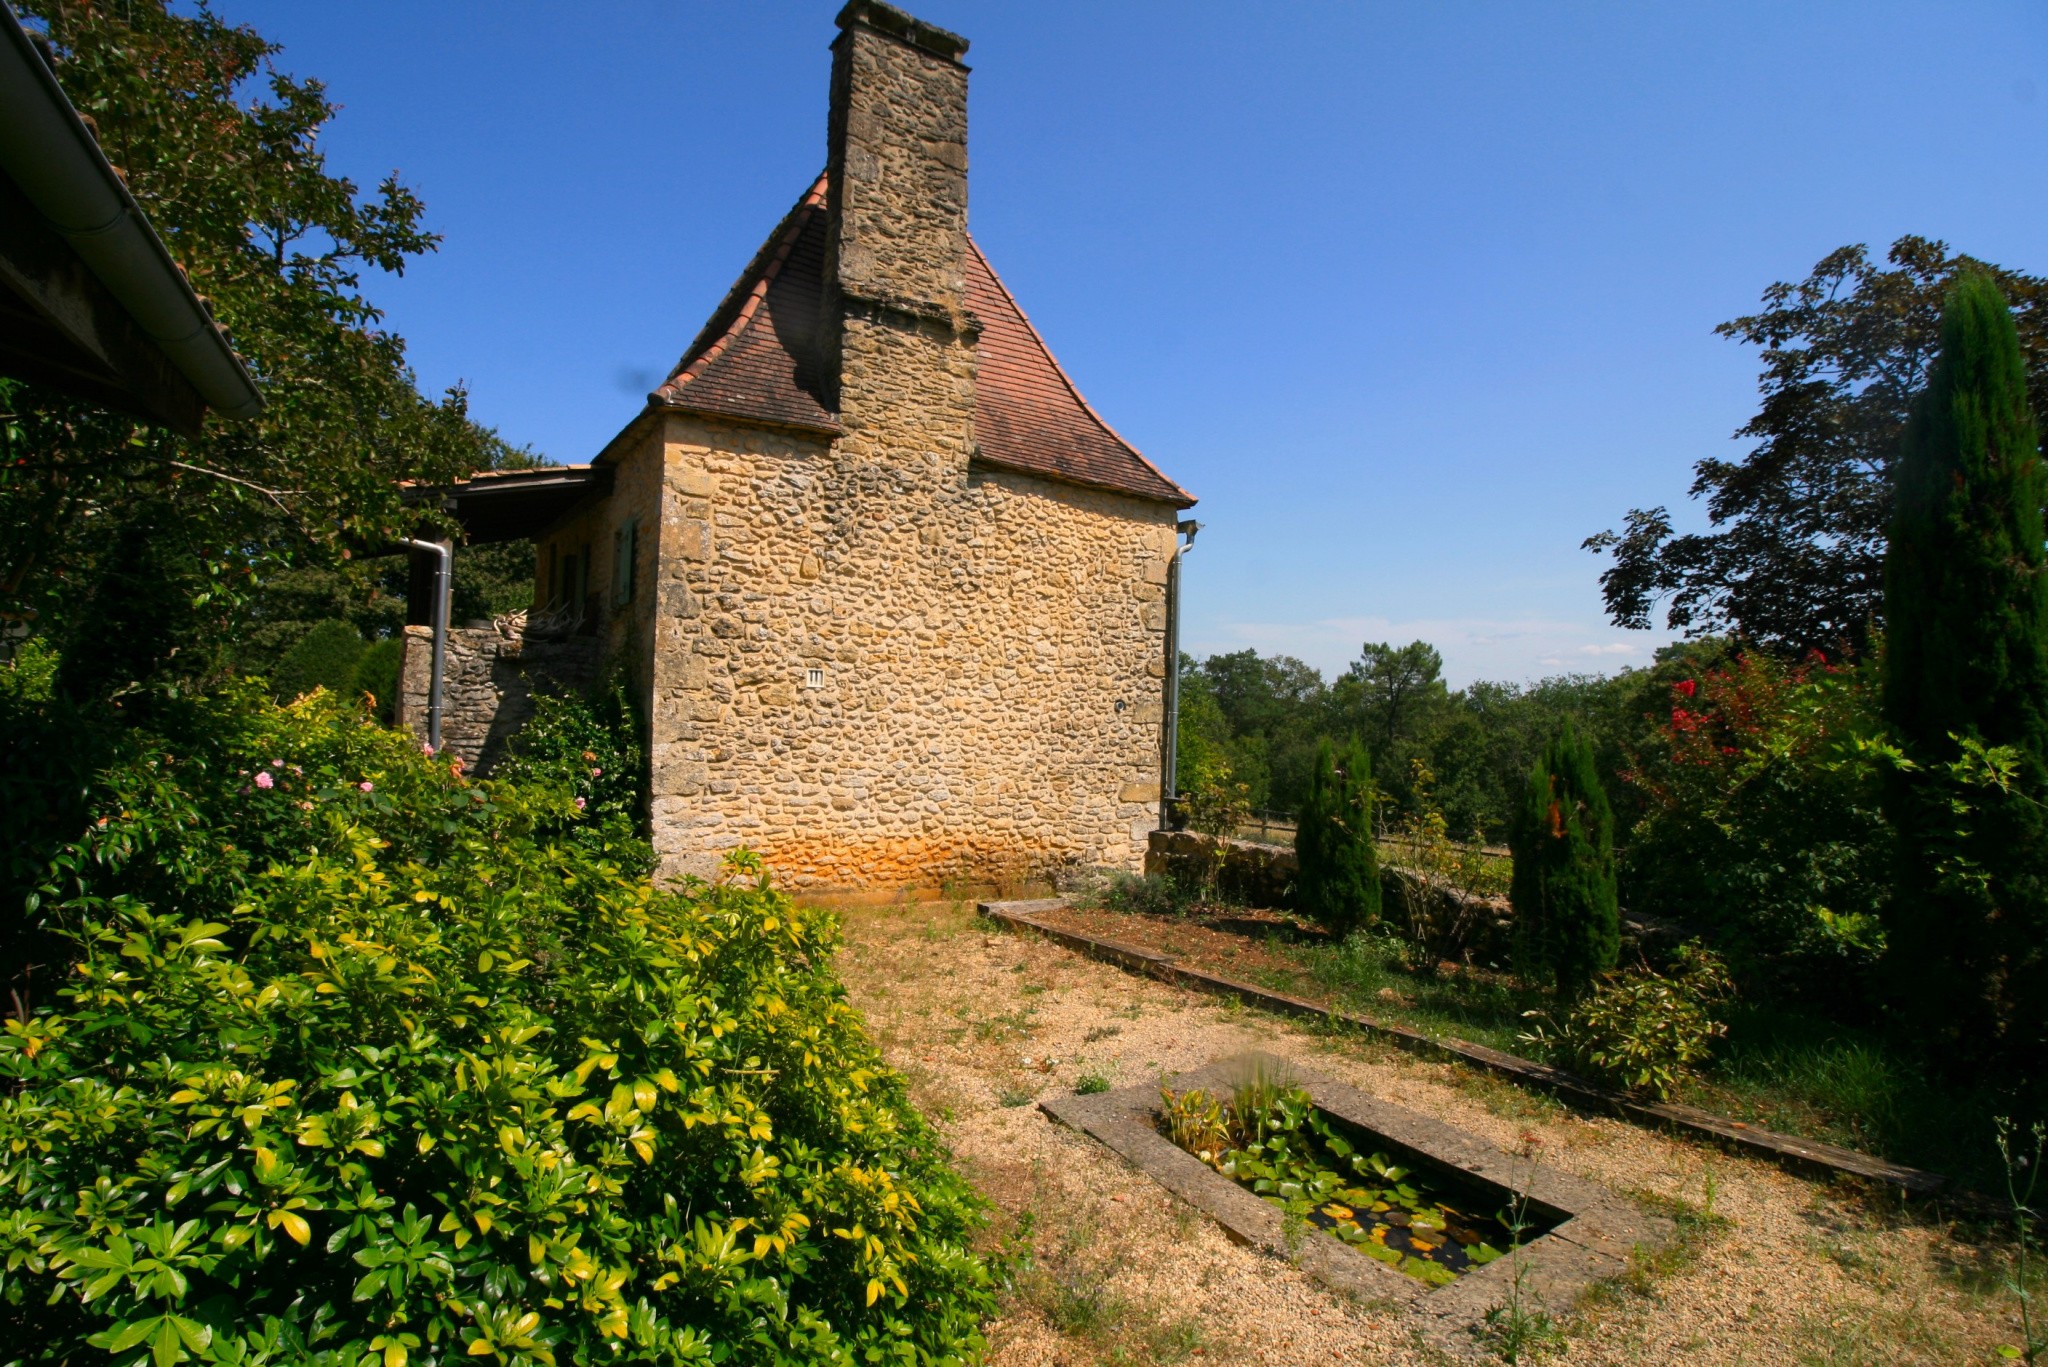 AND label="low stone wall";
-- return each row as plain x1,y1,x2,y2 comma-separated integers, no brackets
1145,828,1297,906
1144,829,1513,961
396,619,604,774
